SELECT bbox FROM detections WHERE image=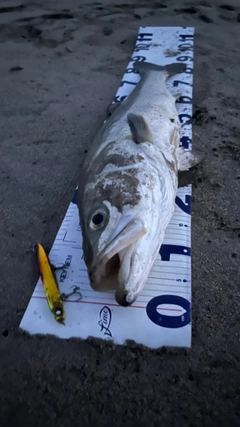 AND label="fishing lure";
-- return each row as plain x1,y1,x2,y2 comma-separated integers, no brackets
37,243,66,324
37,243,82,324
